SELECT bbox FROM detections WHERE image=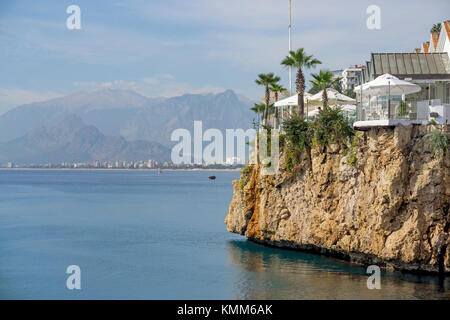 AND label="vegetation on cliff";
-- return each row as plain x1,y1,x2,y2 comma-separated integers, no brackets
430,129,449,158
281,106,355,171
